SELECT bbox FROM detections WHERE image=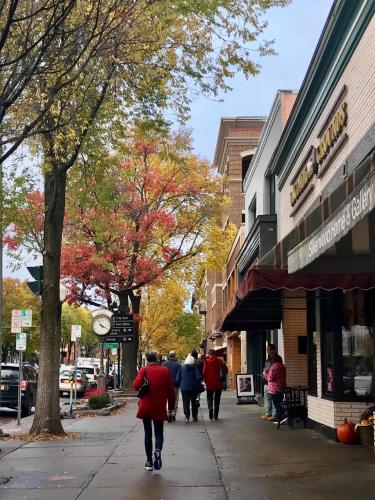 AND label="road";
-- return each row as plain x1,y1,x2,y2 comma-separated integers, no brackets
0,395,83,426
